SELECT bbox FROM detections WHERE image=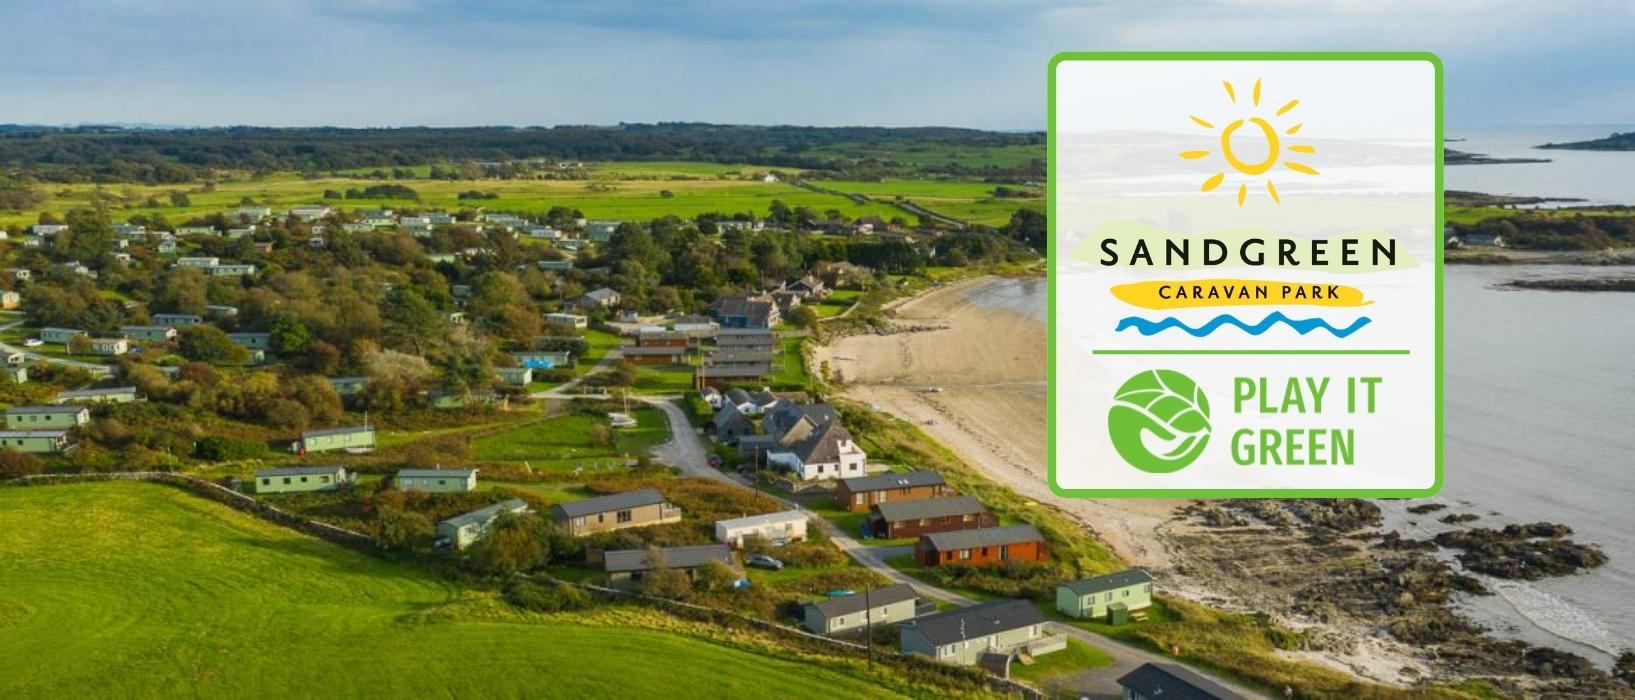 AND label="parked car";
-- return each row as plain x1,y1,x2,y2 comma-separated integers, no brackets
745,553,784,571
23,338,43,347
